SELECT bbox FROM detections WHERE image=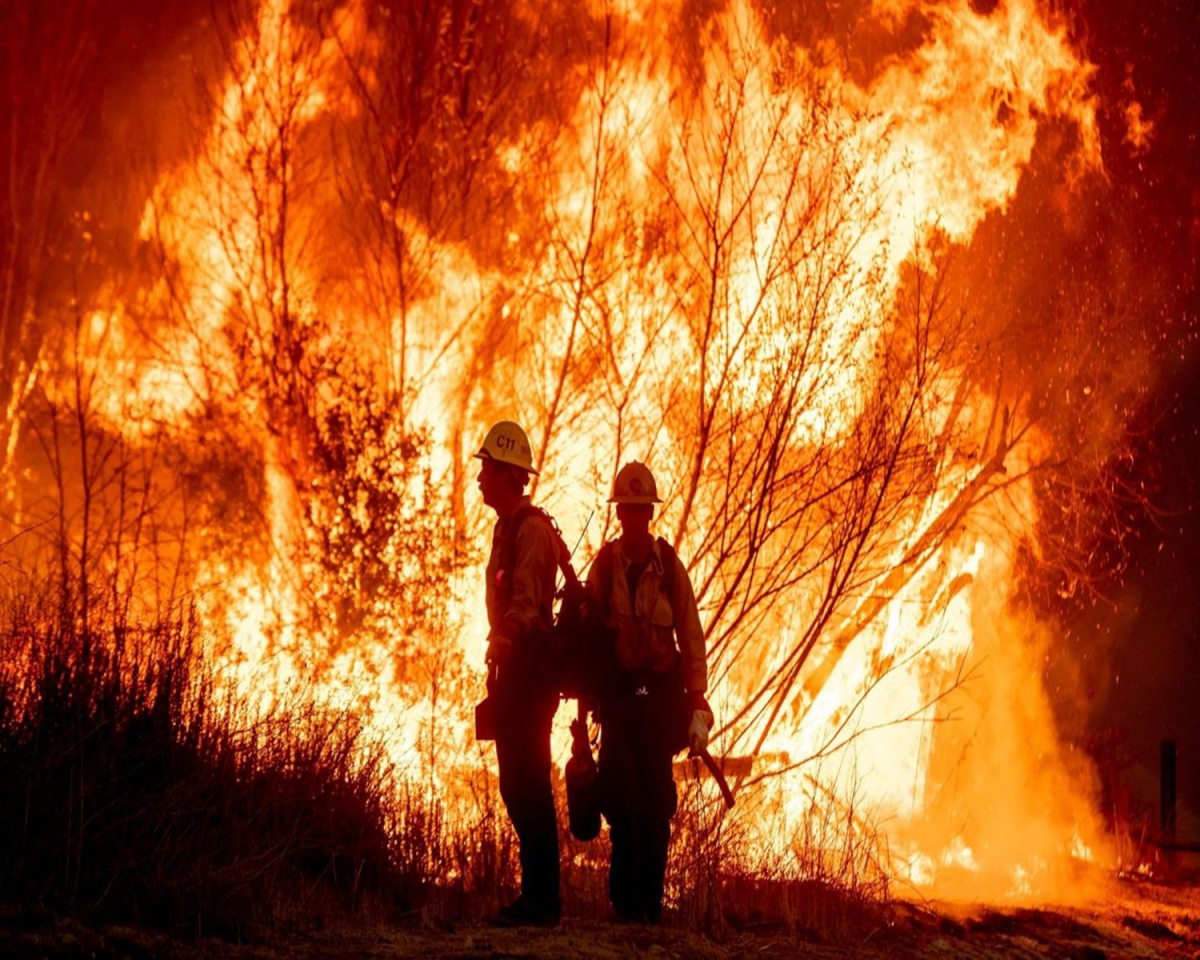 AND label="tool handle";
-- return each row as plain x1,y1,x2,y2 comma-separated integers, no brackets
697,748,735,809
